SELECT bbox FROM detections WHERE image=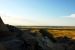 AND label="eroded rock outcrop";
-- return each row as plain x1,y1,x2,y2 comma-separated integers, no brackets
0,17,9,31
0,17,38,50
